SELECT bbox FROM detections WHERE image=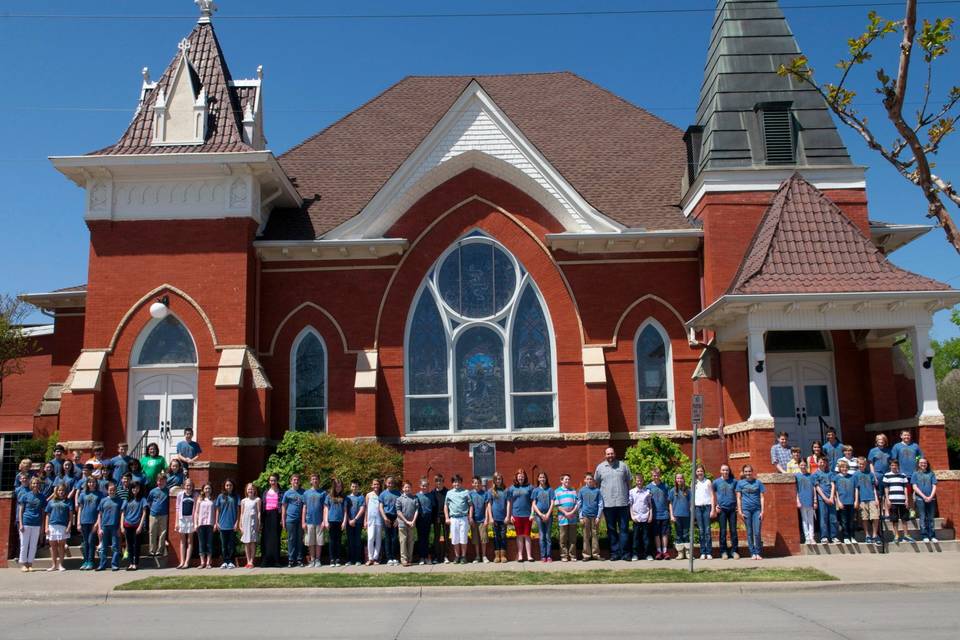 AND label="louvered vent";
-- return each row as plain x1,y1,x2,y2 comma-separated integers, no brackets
762,106,795,164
